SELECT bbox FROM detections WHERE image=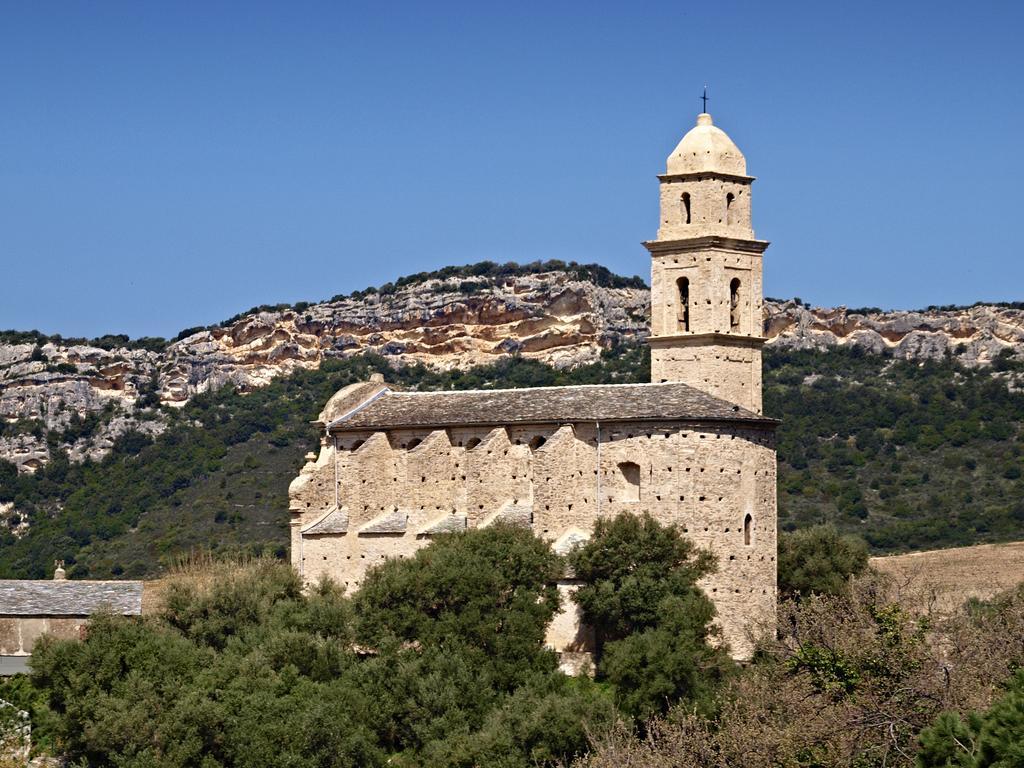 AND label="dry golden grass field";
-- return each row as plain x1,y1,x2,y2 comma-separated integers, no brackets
871,541,1024,613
